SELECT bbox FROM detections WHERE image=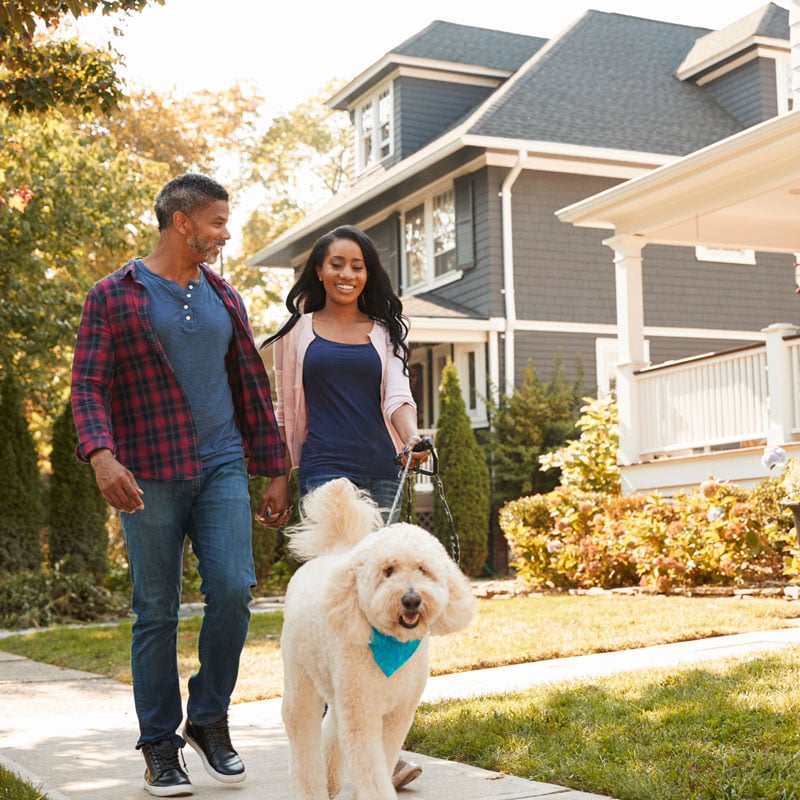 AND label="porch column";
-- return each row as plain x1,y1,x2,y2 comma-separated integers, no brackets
791,1,800,109
763,322,799,446
603,234,648,466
